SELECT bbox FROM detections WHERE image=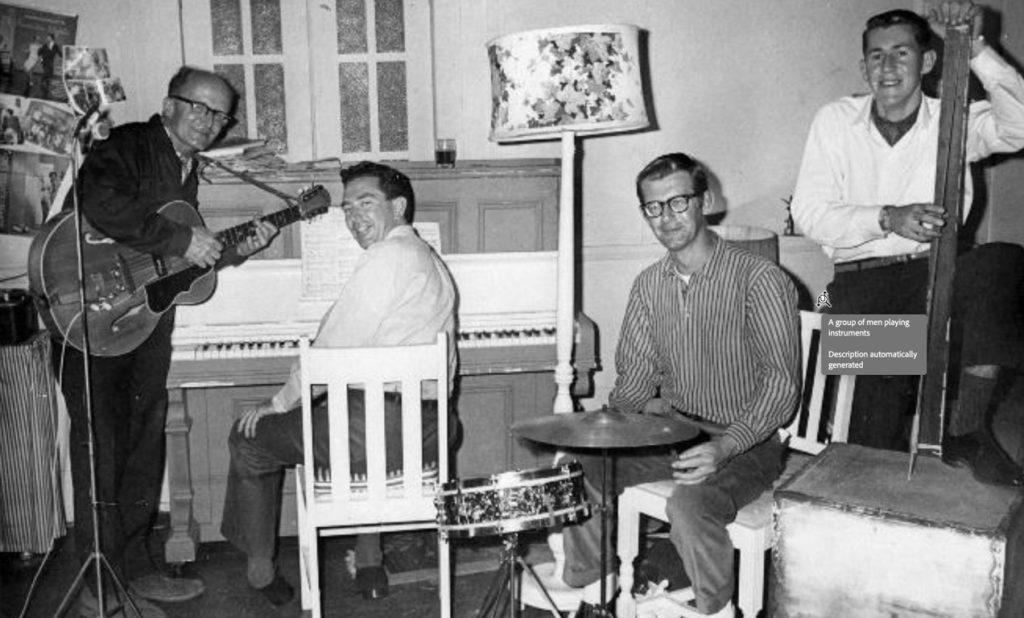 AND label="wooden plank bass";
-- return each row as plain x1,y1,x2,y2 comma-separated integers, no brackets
911,25,973,459
26,185,330,357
